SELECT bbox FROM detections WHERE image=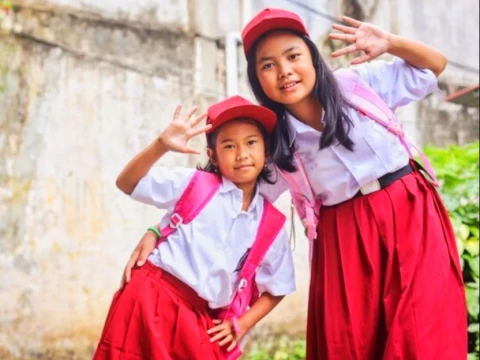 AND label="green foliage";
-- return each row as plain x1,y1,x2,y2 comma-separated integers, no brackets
244,337,306,360
425,142,479,357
